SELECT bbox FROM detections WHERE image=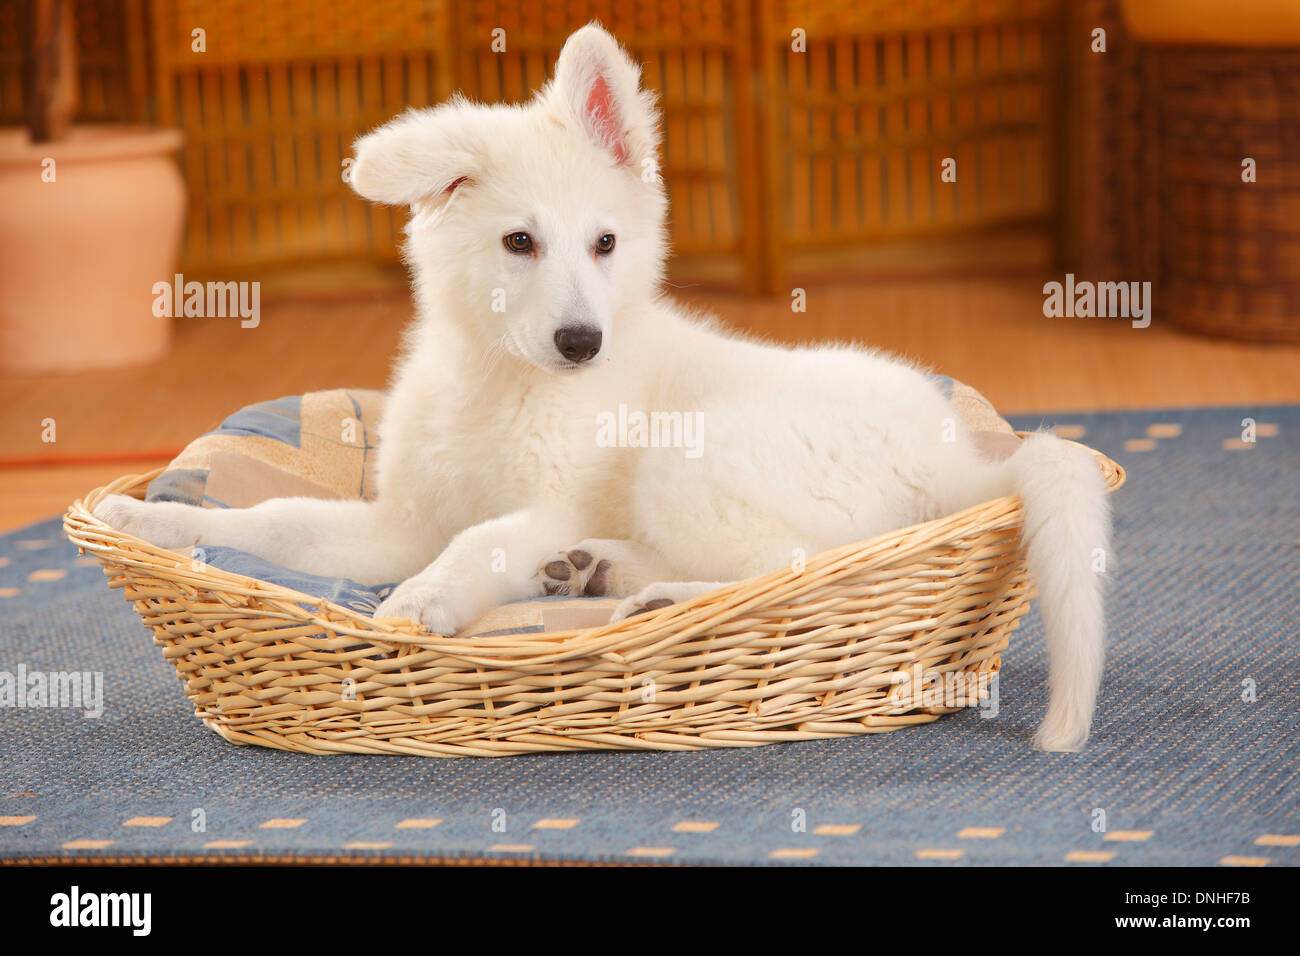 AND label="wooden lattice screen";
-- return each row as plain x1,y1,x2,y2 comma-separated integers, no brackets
757,0,1062,288
149,0,453,271
3,0,1066,291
